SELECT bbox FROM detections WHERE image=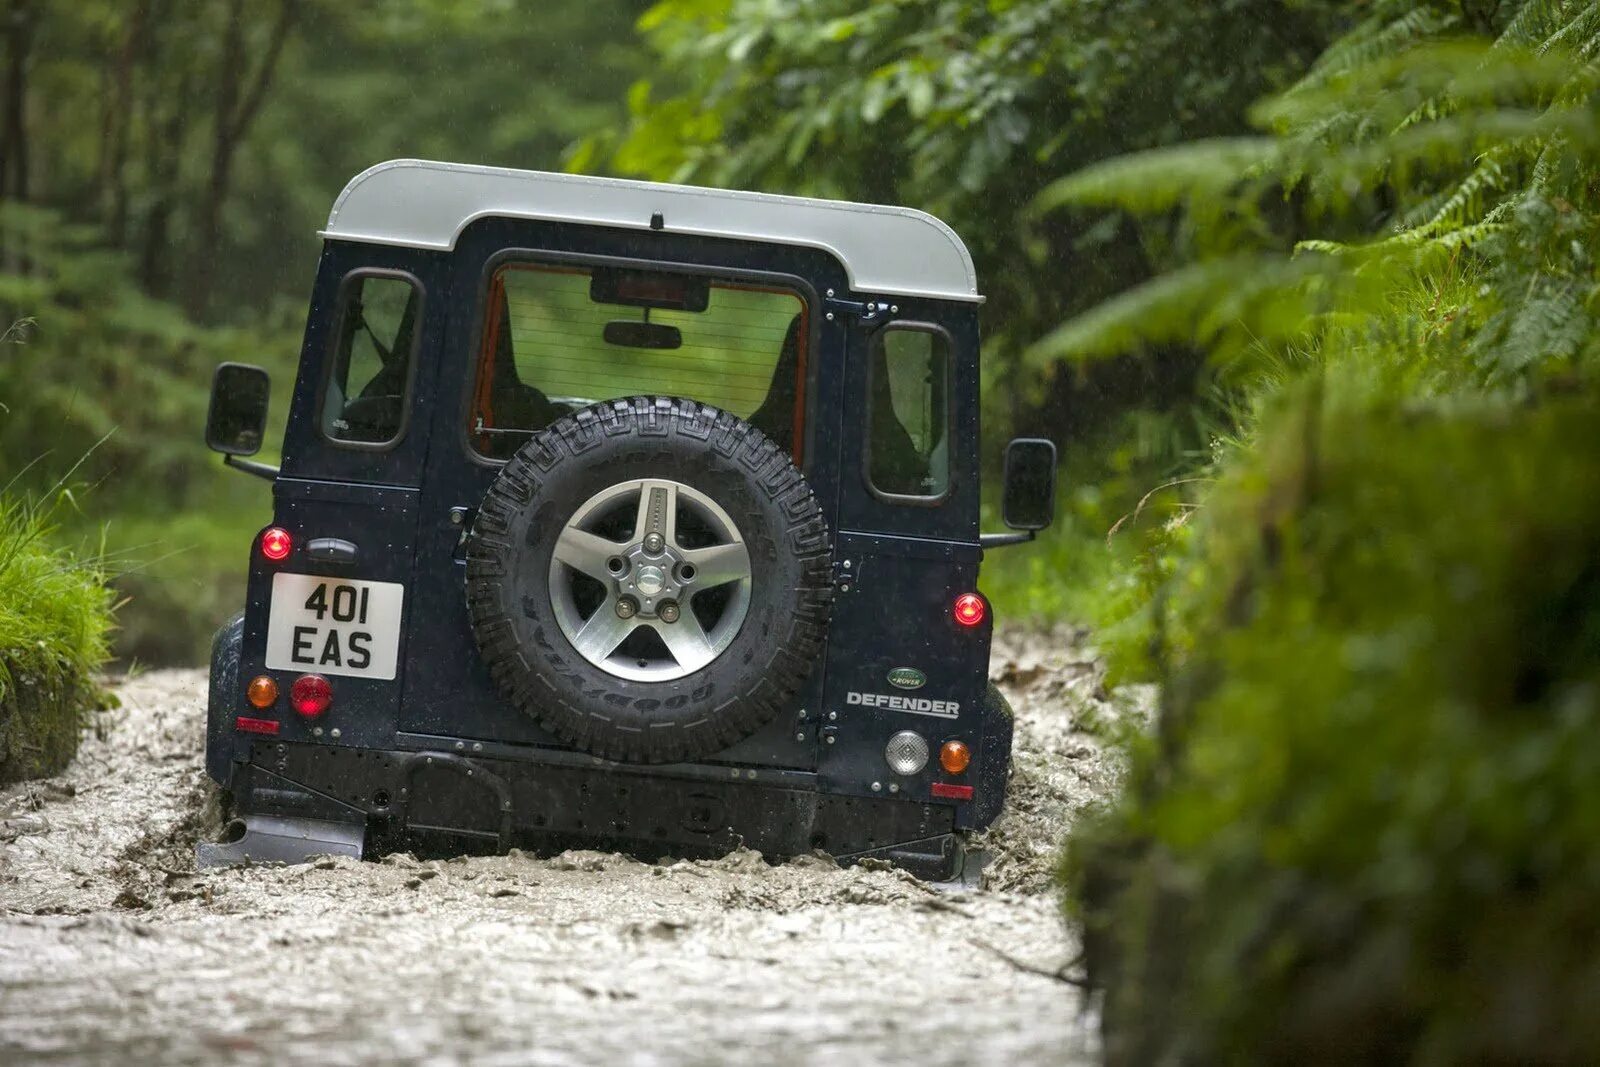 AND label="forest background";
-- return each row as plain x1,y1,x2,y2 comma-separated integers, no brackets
0,0,1341,664
7,0,1600,1056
